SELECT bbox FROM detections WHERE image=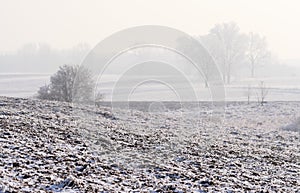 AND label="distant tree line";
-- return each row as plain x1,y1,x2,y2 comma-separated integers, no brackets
35,22,274,103
0,43,90,73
